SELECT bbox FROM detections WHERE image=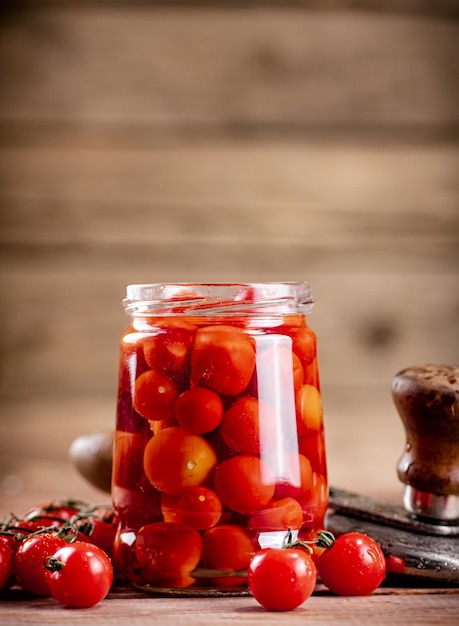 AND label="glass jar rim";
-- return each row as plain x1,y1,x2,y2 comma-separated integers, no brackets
123,282,315,316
